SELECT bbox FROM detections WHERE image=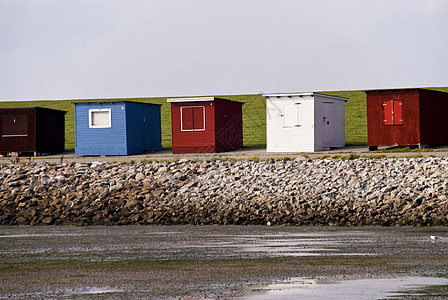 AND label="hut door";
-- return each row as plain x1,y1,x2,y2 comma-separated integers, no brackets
322,102,334,145
143,113,151,147
223,106,236,144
